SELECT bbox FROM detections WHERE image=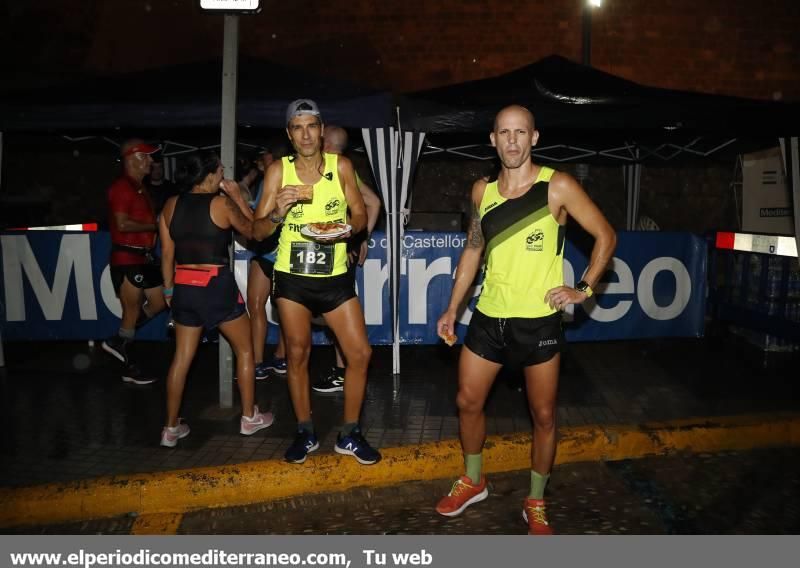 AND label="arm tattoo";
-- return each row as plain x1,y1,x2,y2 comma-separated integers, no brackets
467,203,485,248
